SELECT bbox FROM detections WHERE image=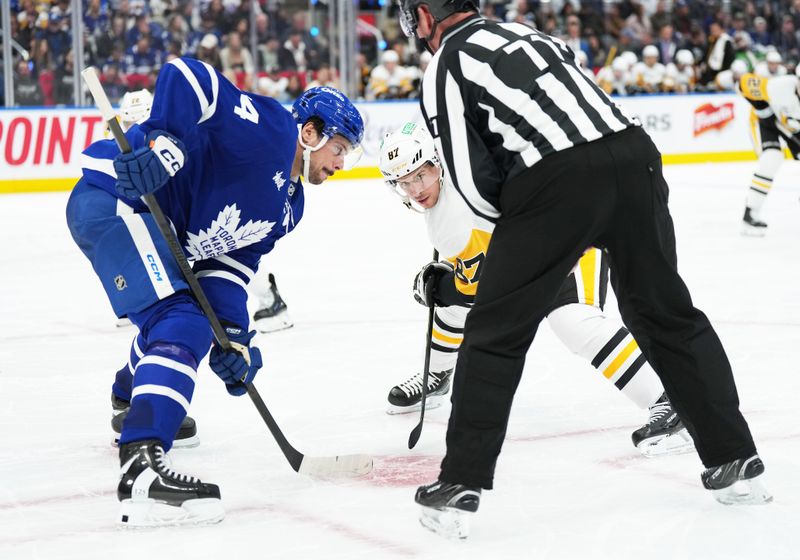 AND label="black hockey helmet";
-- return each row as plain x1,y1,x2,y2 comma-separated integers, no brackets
397,0,479,38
